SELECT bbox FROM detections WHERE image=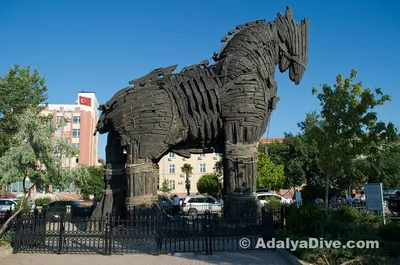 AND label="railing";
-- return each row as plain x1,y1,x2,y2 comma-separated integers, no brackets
7,202,371,255
11,208,277,255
